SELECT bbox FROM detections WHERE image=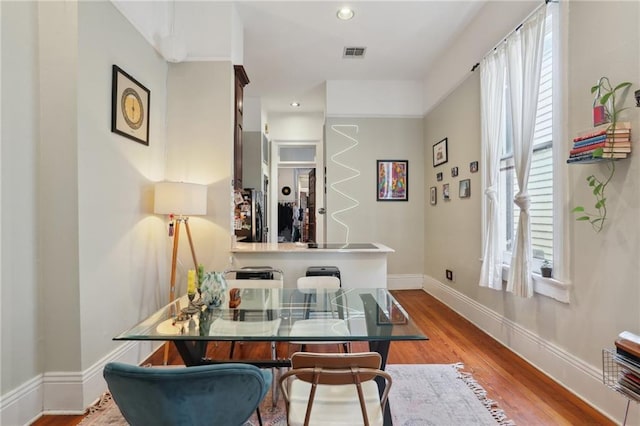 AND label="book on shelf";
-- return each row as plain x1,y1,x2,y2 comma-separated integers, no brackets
569,145,632,156
573,130,631,144
575,121,631,140
573,134,631,148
